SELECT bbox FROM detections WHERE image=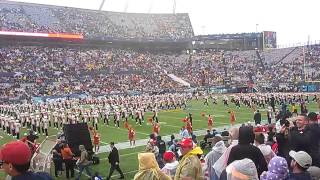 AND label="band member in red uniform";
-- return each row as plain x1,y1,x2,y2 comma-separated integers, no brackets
208,114,213,130
186,119,192,134
229,110,236,126
124,120,129,129
152,122,160,137
93,130,100,152
128,126,136,147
